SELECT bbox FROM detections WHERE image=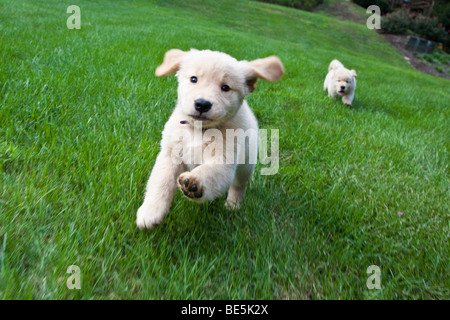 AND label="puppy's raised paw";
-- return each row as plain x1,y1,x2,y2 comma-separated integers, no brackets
177,172,203,199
